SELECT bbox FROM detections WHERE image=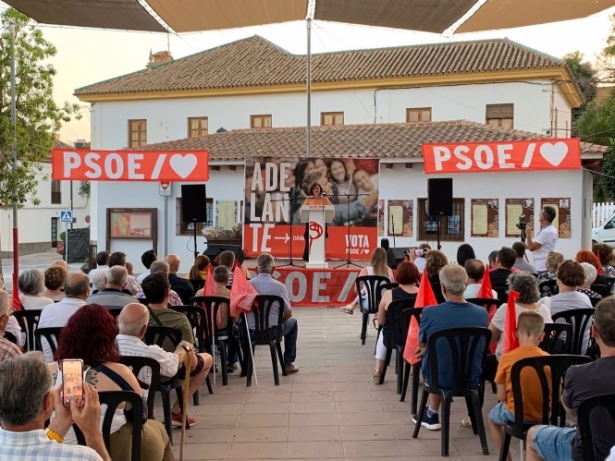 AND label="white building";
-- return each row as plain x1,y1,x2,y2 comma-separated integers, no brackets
74,36,601,269
0,140,90,257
